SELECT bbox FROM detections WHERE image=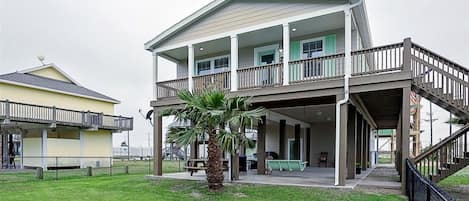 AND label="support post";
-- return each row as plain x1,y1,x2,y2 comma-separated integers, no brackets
86,166,93,176
279,120,286,159
231,152,239,180
336,95,348,186
362,121,368,171
347,107,357,179
306,127,311,166
230,35,238,91
356,114,363,172
153,52,159,100
396,114,402,173
190,139,198,159
257,116,266,175
401,87,411,193
403,38,412,71
282,23,290,85
294,124,301,160
79,130,84,168
188,45,195,92
365,124,370,168
153,109,163,176
41,129,48,170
